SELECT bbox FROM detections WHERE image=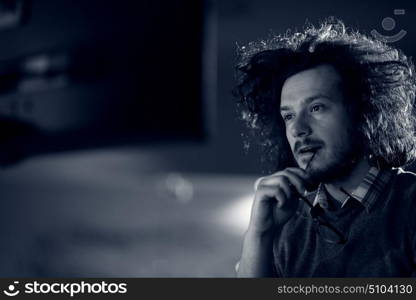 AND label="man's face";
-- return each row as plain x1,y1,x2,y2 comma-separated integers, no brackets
280,64,361,183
